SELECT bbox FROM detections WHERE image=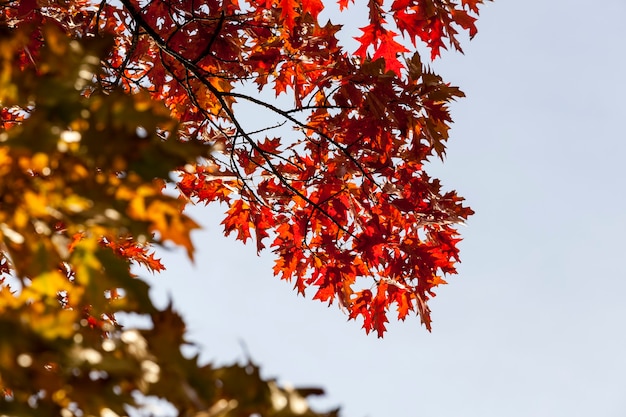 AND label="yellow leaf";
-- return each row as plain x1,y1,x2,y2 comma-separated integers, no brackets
30,308,79,340
24,191,49,217
24,271,70,299
128,194,147,219
0,283,21,312
146,200,199,259
70,237,102,286
119,183,159,220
